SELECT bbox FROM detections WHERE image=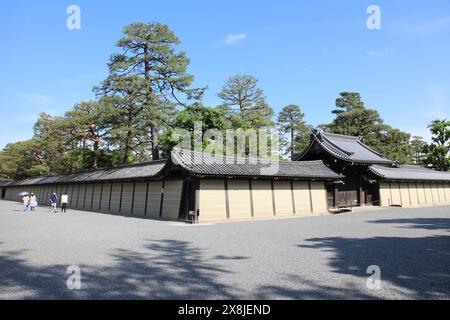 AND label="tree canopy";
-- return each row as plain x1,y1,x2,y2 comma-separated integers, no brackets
277,104,312,159
322,92,413,164
424,119,450,171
